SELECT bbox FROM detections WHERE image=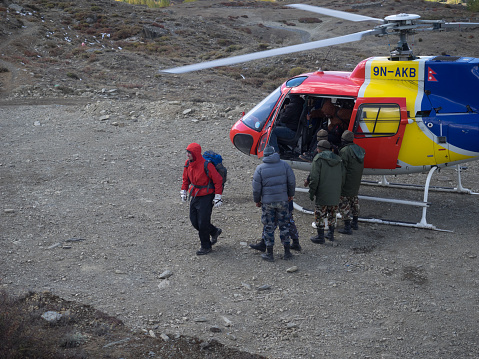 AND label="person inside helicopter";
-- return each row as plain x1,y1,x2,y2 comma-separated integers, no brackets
299,98,352,161
268,94,305,153
323,98,351,147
